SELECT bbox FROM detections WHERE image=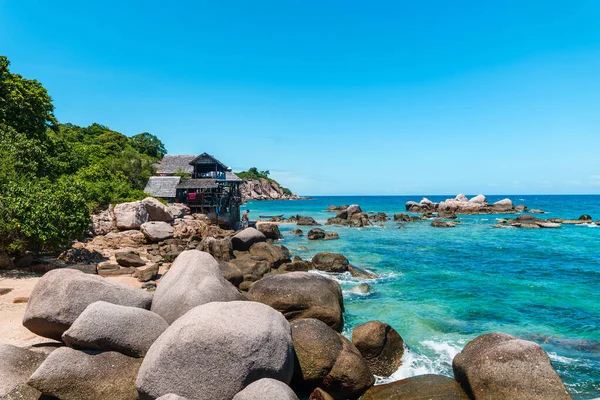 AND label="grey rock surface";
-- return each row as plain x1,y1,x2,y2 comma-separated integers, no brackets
23,268,152,341
0,344,47,400
248,272,345,332
453,332,572,400
62,301,168,357
151,250,244,324
137,301,294,400
28,347,142,400
233,378,299,400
